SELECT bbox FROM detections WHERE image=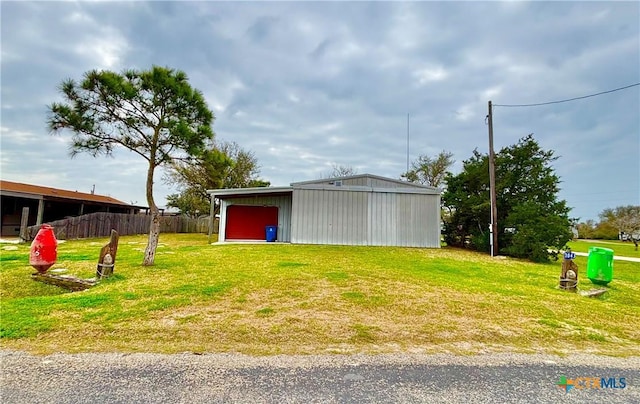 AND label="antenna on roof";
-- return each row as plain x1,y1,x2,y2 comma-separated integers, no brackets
91,184,95,195
406,113,410,173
